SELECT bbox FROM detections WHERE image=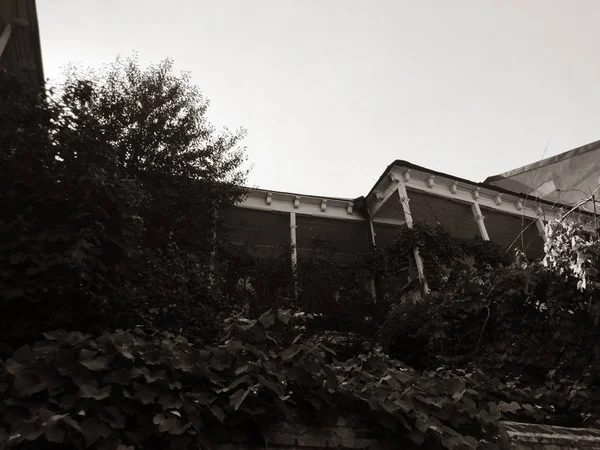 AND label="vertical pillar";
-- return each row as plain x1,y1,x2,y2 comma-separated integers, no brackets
366,218,378,301
0,24,13,59
535,207,548,242
535,219,548,242
397,183,429,294
471,203,490,241
290,212,298,298
290,212,298,269
368,219,377,247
